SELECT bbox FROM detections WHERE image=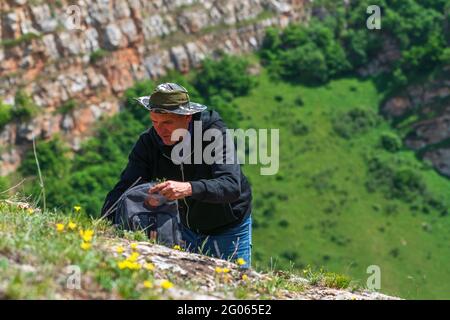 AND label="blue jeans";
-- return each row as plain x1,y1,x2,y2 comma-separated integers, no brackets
181,215,252,269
